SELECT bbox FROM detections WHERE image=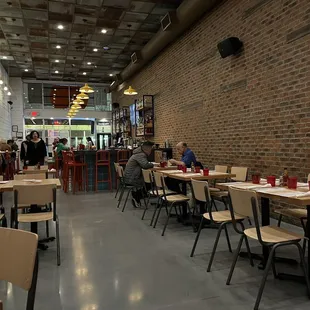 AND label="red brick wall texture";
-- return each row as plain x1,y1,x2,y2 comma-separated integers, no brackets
113,0,310,181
